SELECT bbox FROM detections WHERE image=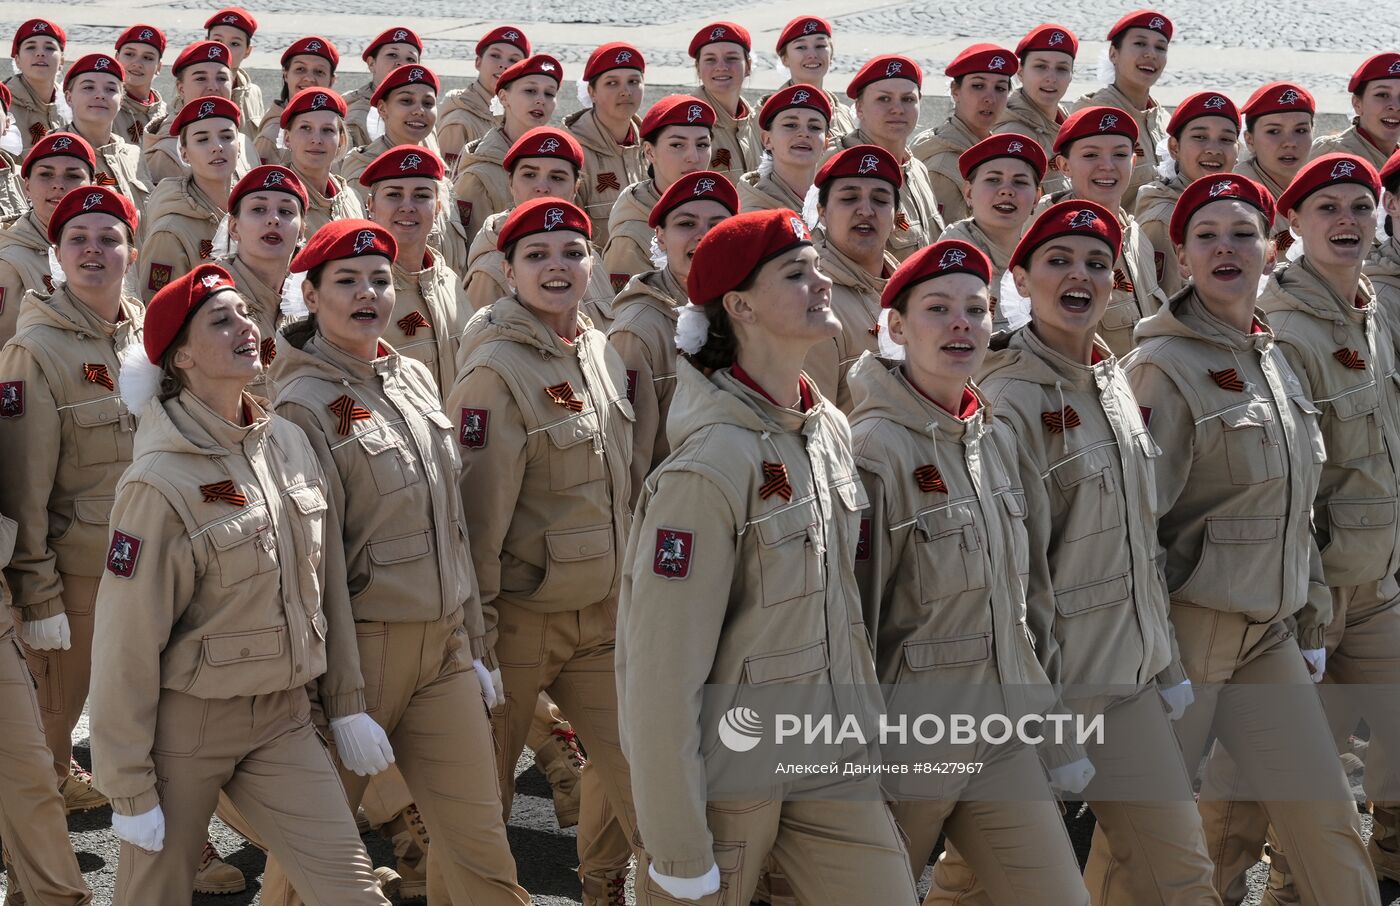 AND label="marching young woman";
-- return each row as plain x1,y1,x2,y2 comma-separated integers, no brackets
940,133,1047,331
1072,10,1172,208
1134,91,1240,296
914,44,1017,224
280,87,364,234
686,22,760,183
1312,53,1400,169
205,7,263,139
254,36,338,166
738,85,830,214
770,15,856,137
1123,172,1385,906
113,25,167,147
600,95,714,287
1368,150,1400,315
436,26,528,170
566,42,645,247
1236,81,1315,258
138,97,241,302
338,64,441,199
835,55,943,262
995,24,1076,195
5,19,66,154
140,40,257,187
848,239,1089,906
60,53,149,210
343,27,422,151
616,207,918,904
